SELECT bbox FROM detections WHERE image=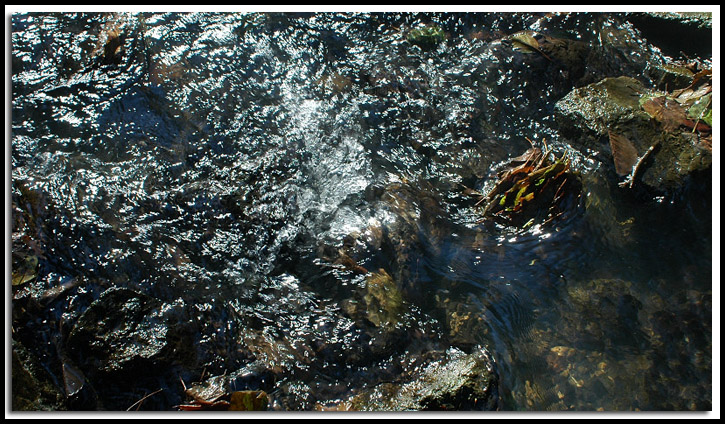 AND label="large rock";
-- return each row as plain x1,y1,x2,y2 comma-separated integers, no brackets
555,76,711,191
555,76,652,149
